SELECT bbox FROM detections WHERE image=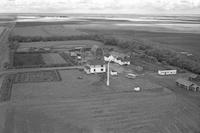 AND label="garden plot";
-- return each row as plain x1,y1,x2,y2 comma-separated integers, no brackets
13,70,61,83
42,53,66,65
